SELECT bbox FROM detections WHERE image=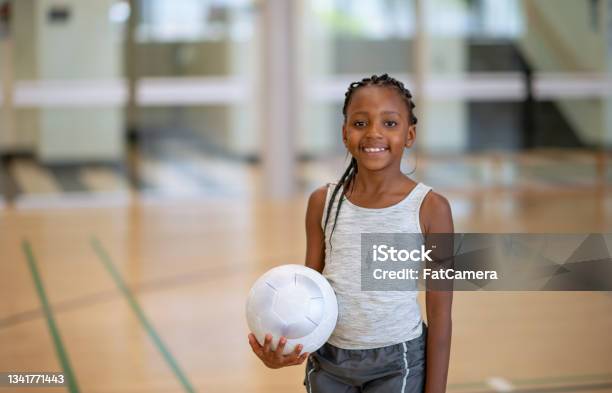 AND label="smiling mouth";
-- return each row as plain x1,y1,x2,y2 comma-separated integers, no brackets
361,147,389,153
